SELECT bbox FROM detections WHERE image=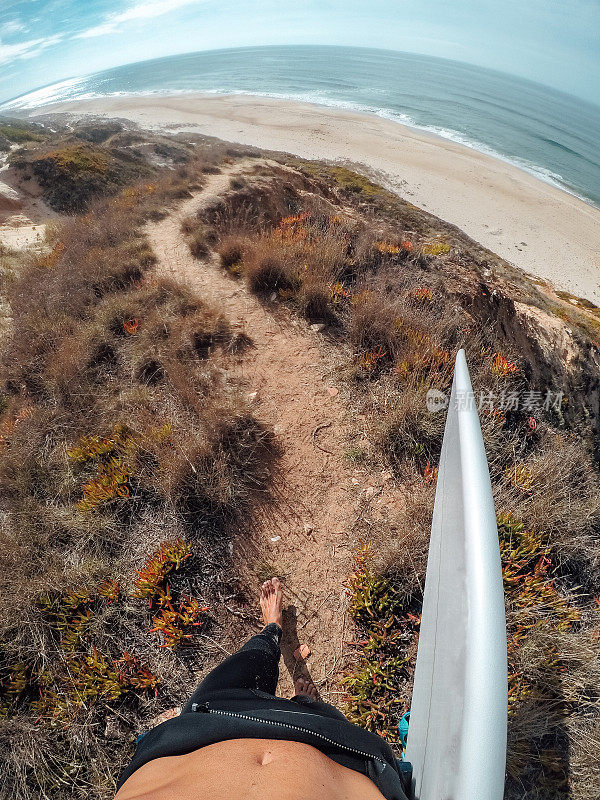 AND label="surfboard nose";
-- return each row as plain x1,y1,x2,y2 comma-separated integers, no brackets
405,348,507,800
